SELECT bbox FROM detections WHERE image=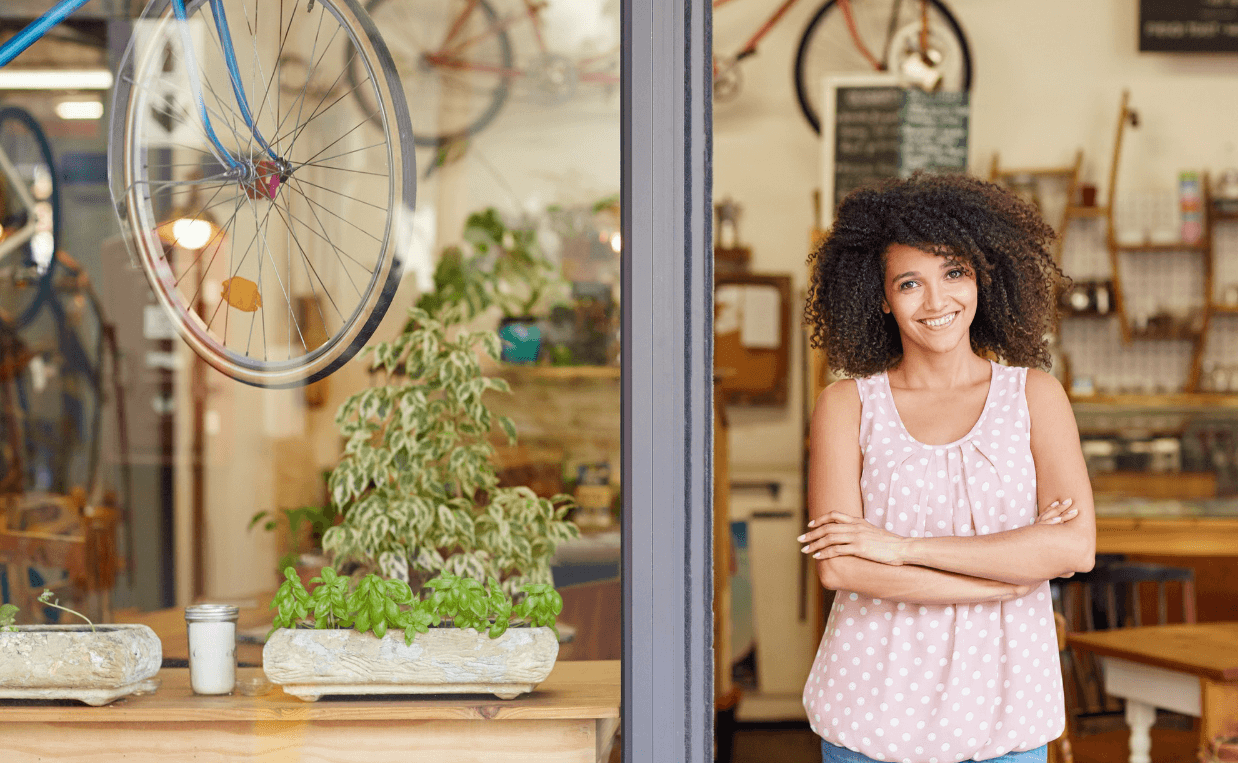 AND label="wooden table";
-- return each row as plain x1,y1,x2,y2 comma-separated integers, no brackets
0,662,620,762
1095,516,1238,557
1067,622,1238,763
